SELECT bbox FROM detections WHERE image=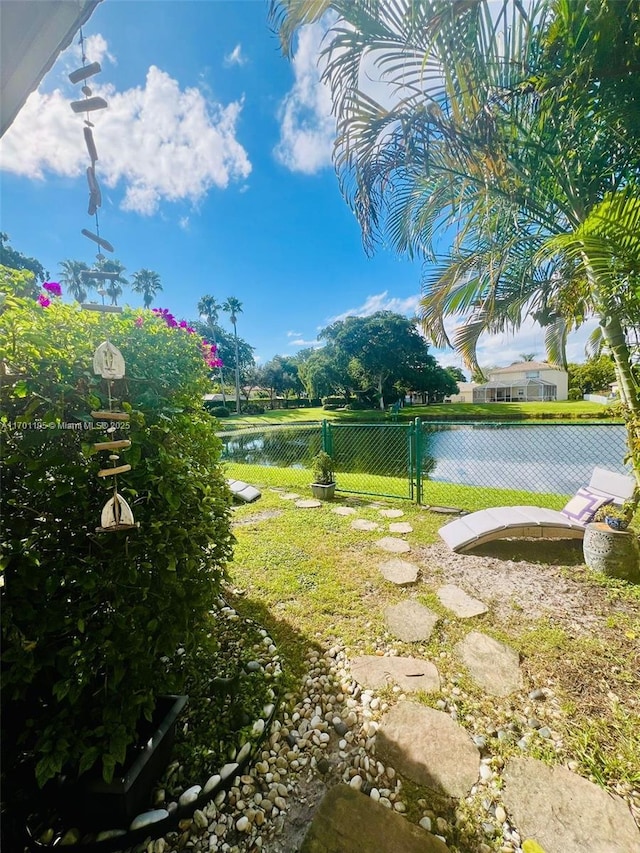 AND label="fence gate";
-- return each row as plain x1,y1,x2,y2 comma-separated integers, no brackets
323,420,421,501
